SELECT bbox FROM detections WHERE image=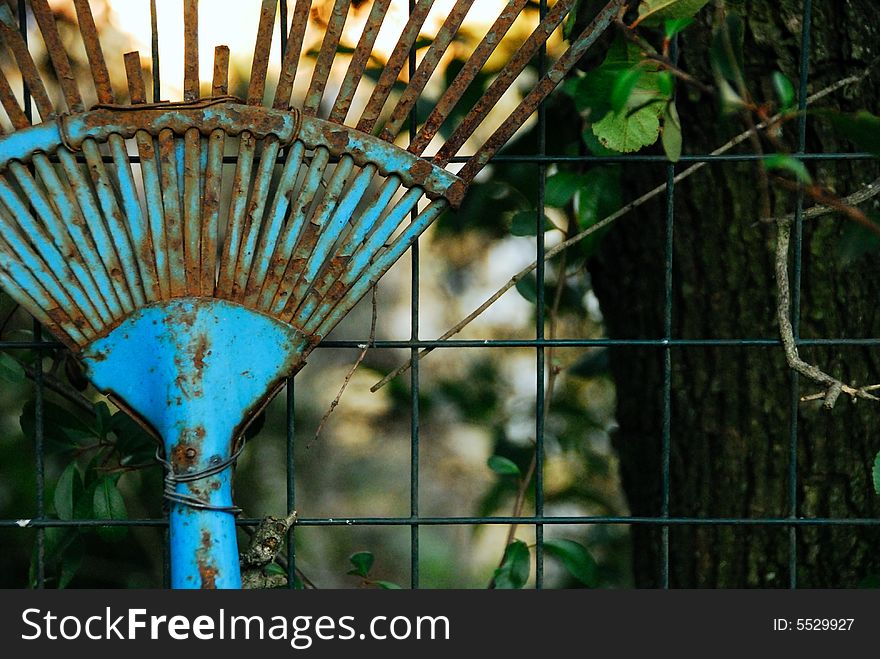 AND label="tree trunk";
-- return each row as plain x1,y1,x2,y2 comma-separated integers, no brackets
588,0,880,587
